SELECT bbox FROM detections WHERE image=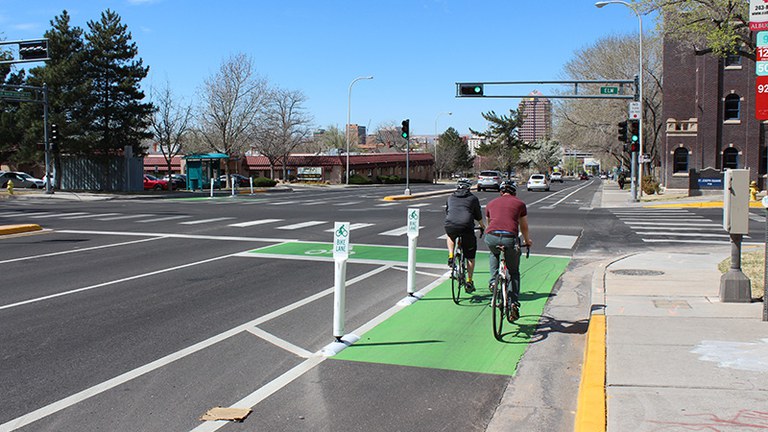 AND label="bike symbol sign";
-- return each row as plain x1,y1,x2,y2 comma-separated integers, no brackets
407,208,420,238
333,222,350,260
